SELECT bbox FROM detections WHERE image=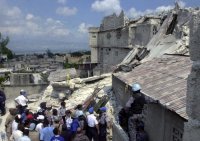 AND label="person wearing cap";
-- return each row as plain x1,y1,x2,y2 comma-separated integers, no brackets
126,83,146,115
125,83,141,109
15,90,28,114
128,83,155,141
70,113,80,139
35,115,44,132
98,107,111,141
86,107,99,141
